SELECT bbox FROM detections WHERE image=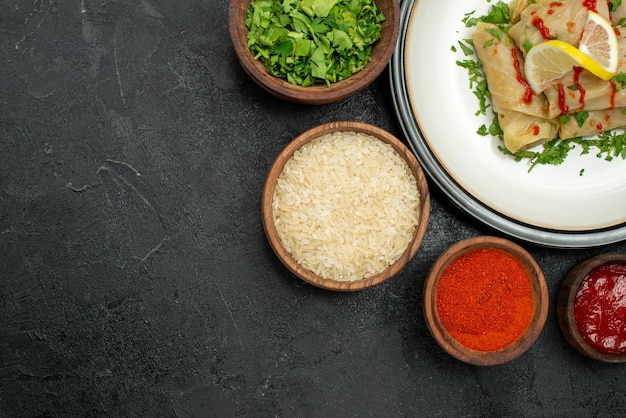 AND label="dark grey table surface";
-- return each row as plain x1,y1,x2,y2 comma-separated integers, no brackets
2,1,626,417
